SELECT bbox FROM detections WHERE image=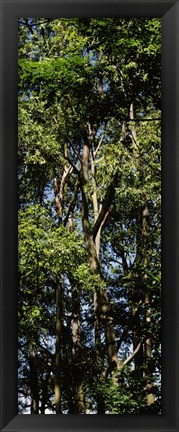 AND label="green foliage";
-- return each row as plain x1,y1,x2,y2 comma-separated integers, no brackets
18,17,161,414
